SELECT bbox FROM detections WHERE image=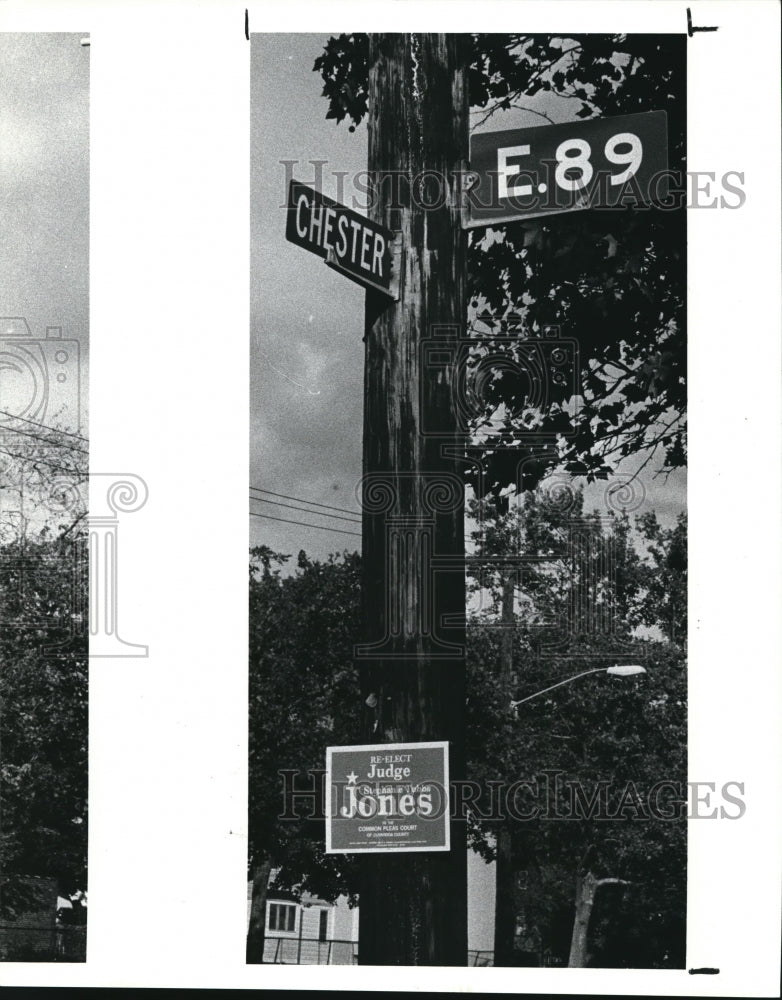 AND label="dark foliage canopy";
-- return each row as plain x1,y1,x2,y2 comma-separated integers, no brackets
315,34,686,502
